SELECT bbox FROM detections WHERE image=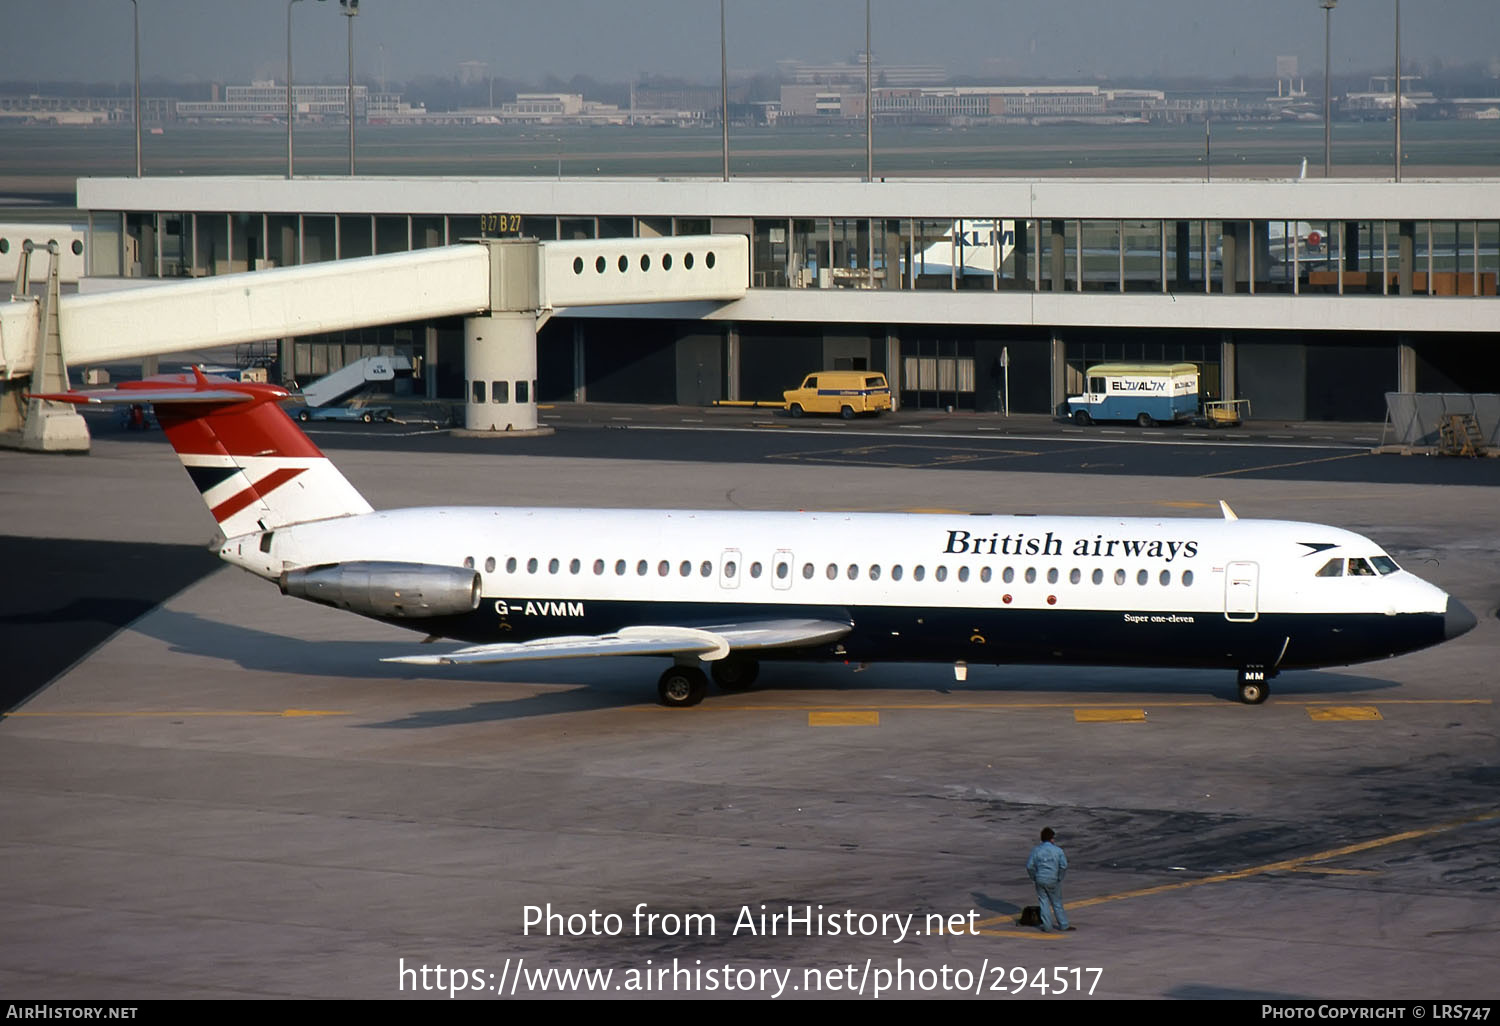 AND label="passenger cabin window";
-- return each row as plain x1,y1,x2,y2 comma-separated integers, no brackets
1316,558,1343,578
